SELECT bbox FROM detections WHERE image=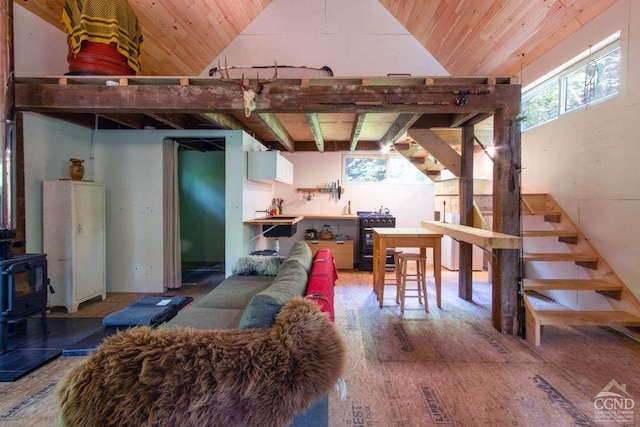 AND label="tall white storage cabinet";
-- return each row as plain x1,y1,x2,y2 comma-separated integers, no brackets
43,181,106,313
